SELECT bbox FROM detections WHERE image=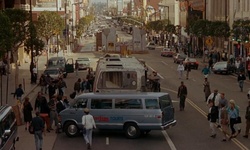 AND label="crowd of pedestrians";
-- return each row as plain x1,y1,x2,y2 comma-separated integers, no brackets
201,77,250,141
20,66,95,150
